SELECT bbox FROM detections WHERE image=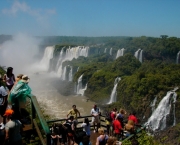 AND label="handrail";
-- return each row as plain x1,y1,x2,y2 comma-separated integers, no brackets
122,126,146,142
27,94,51,145
26,94,145,145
